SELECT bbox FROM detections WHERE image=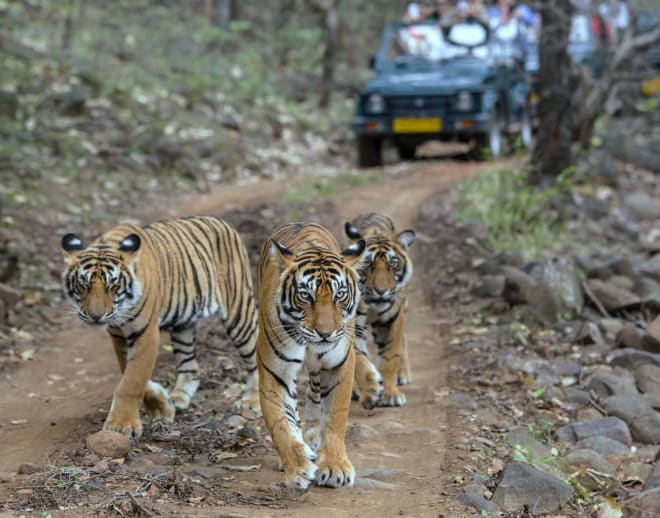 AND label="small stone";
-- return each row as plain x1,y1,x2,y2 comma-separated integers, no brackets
0,472,16,483
599,318,624,339
588,371,639,398
609,275,634,291
625,192,660,220
554,417,632,447
603,396,660,444
358,468,396,481
608,348,660,370
587,279,640,311
646,462,660,490
640,255,660,283
448,392,477,411
556,360,582,376
616,324,646,350
457,492,499,514
225,415,247,428
575,322,605,346
0,282,22,307
564,449,616,490
621,462,654,484
642,315,660,352
621,488,660,518
471,275,505,298
573,436,631,457
17,463,40,475
346,423,379,442
492,462,572,514
636,364,660,394
354,478,398,490
563,387,591,405
87,431,131,458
